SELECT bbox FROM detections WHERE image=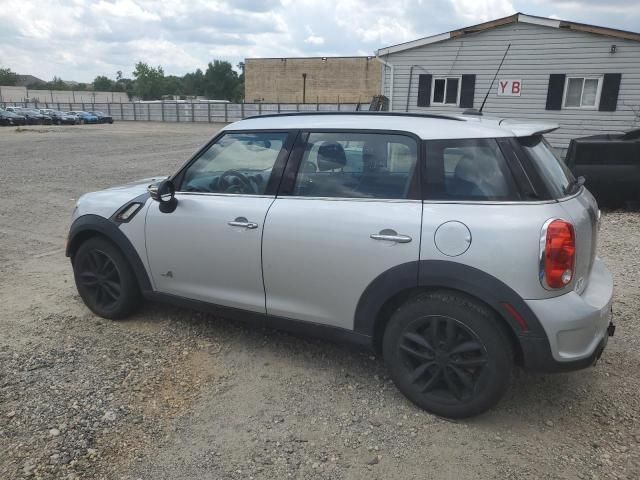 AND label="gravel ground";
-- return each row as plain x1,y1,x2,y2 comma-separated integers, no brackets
0,122,639,480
